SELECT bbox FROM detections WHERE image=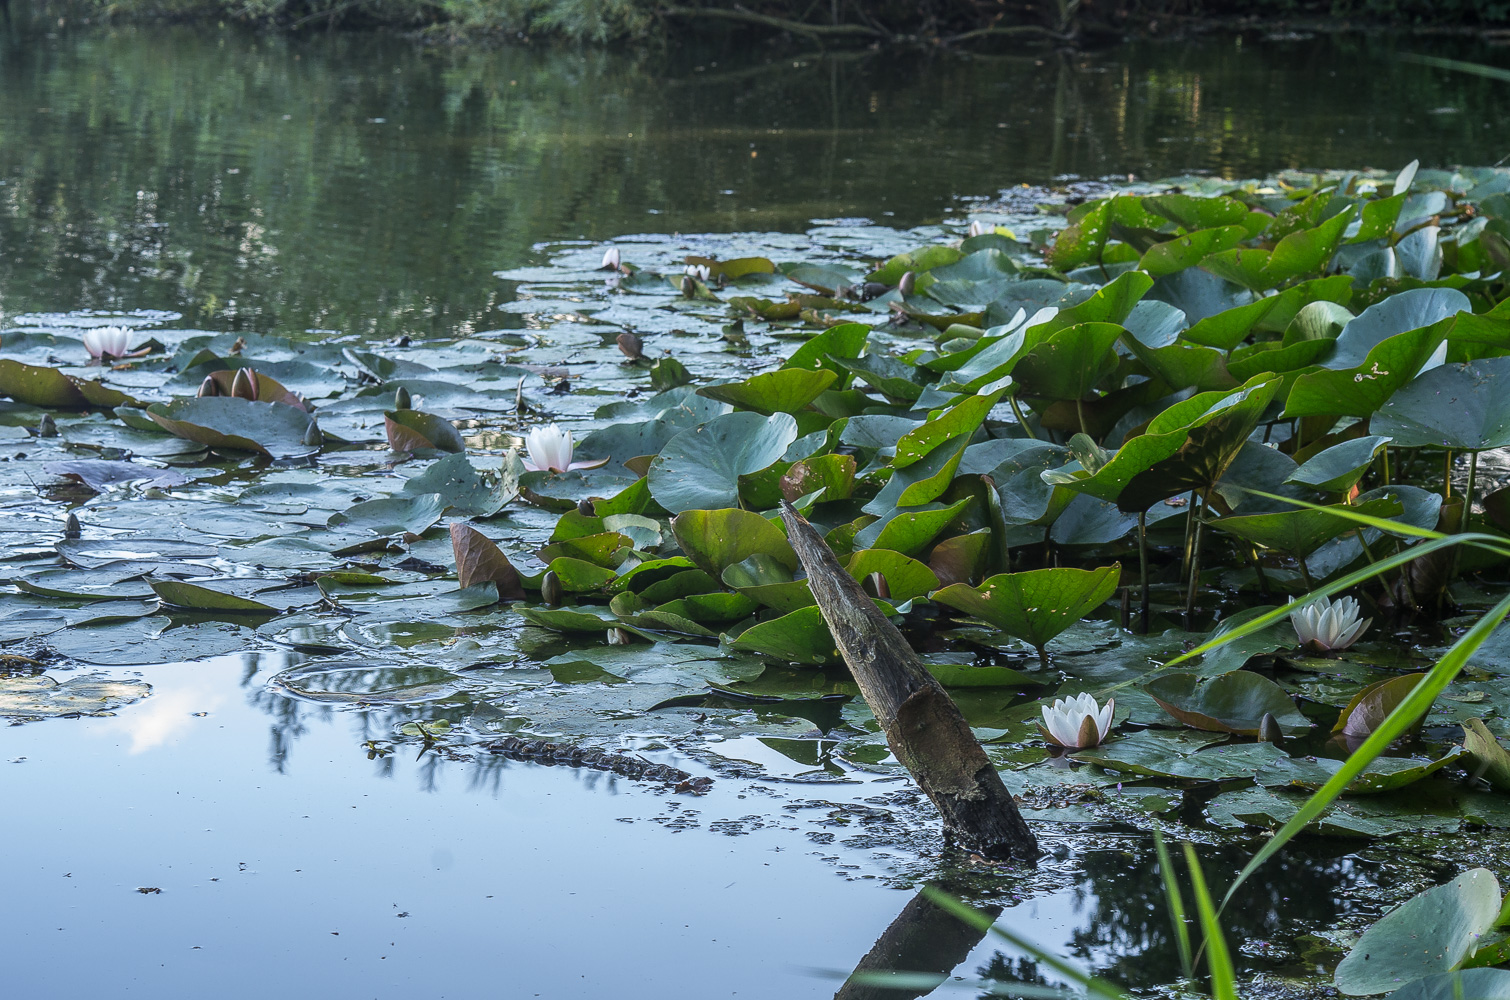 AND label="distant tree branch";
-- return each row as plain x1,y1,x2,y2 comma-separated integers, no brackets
658,3,887,39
